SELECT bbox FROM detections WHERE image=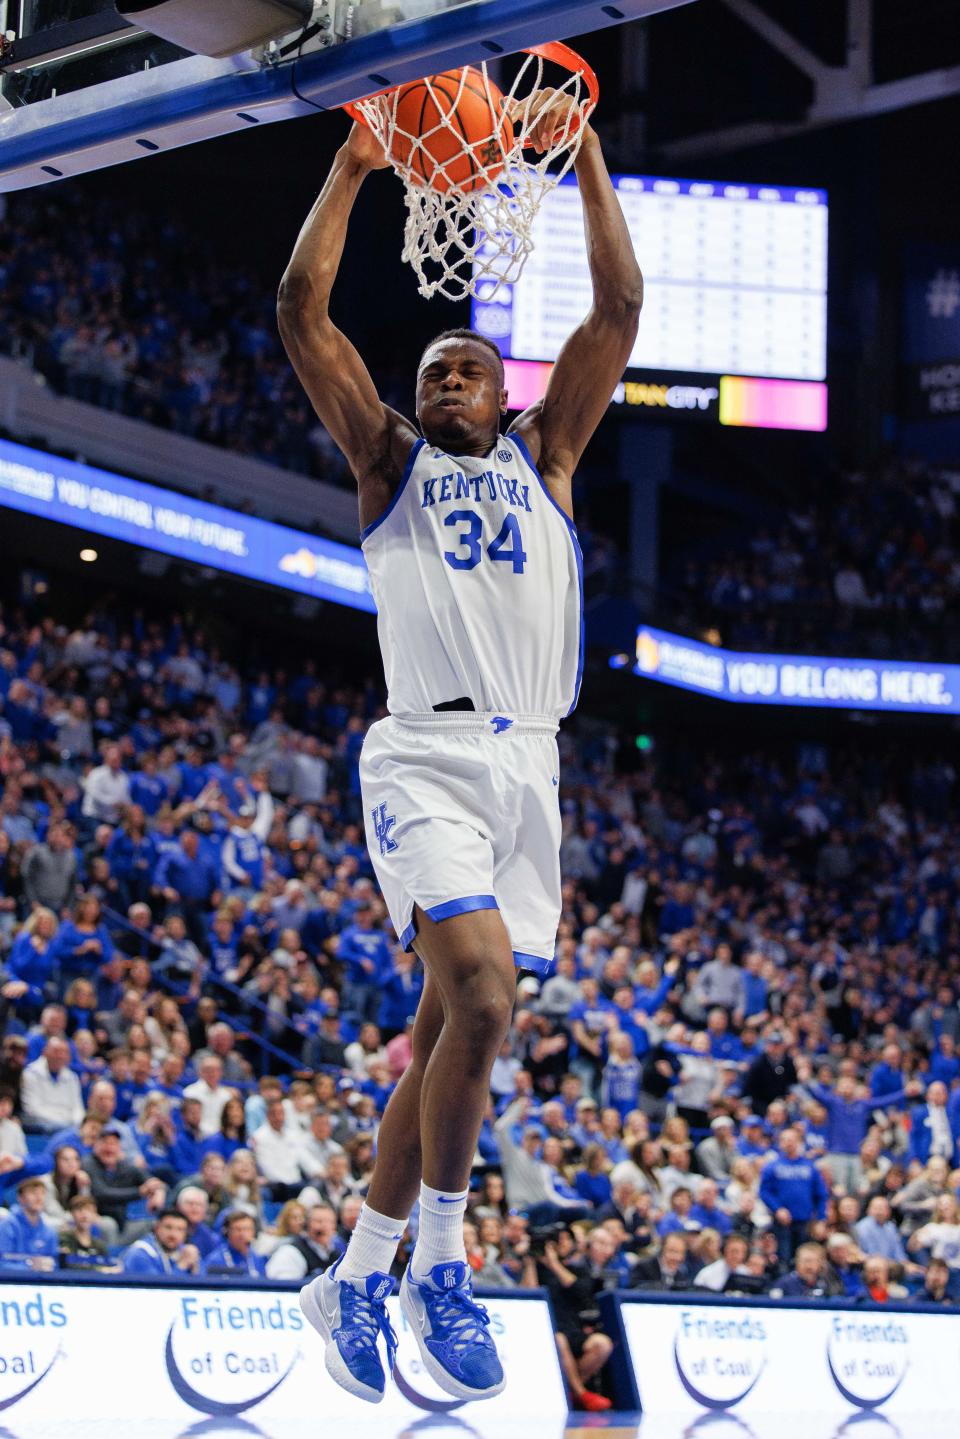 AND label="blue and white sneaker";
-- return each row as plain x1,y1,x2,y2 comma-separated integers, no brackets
399,1261,506,1402
299,1259,398,1404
